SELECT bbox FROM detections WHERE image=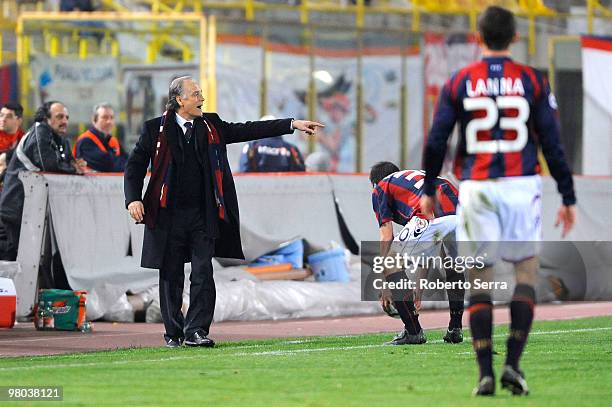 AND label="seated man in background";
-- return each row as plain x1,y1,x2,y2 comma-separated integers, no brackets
0,102,25,181
0,101,87,260
74,103,126,172
370,161,465,345
239,115,306,173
